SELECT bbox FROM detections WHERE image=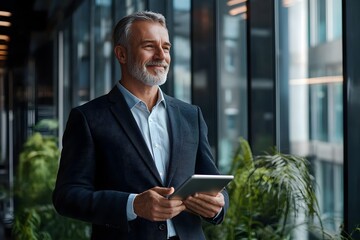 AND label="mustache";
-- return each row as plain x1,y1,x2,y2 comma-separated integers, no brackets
145,61,169,69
